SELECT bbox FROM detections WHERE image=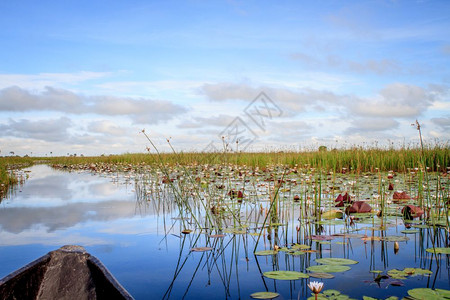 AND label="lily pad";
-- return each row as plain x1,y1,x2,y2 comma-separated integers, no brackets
322,209,344,220
323,289,341,296
254,250,278,256
190,247,213,252
307,296,327,300
309,272,335,279
286,251,306,256
263,270,309,280
401,230,419,234
306,264,351,273
315,258,358,265
425,247,450,254
407,287,450,300
250,291,280,299
292,244,311,250
381,236,409,242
